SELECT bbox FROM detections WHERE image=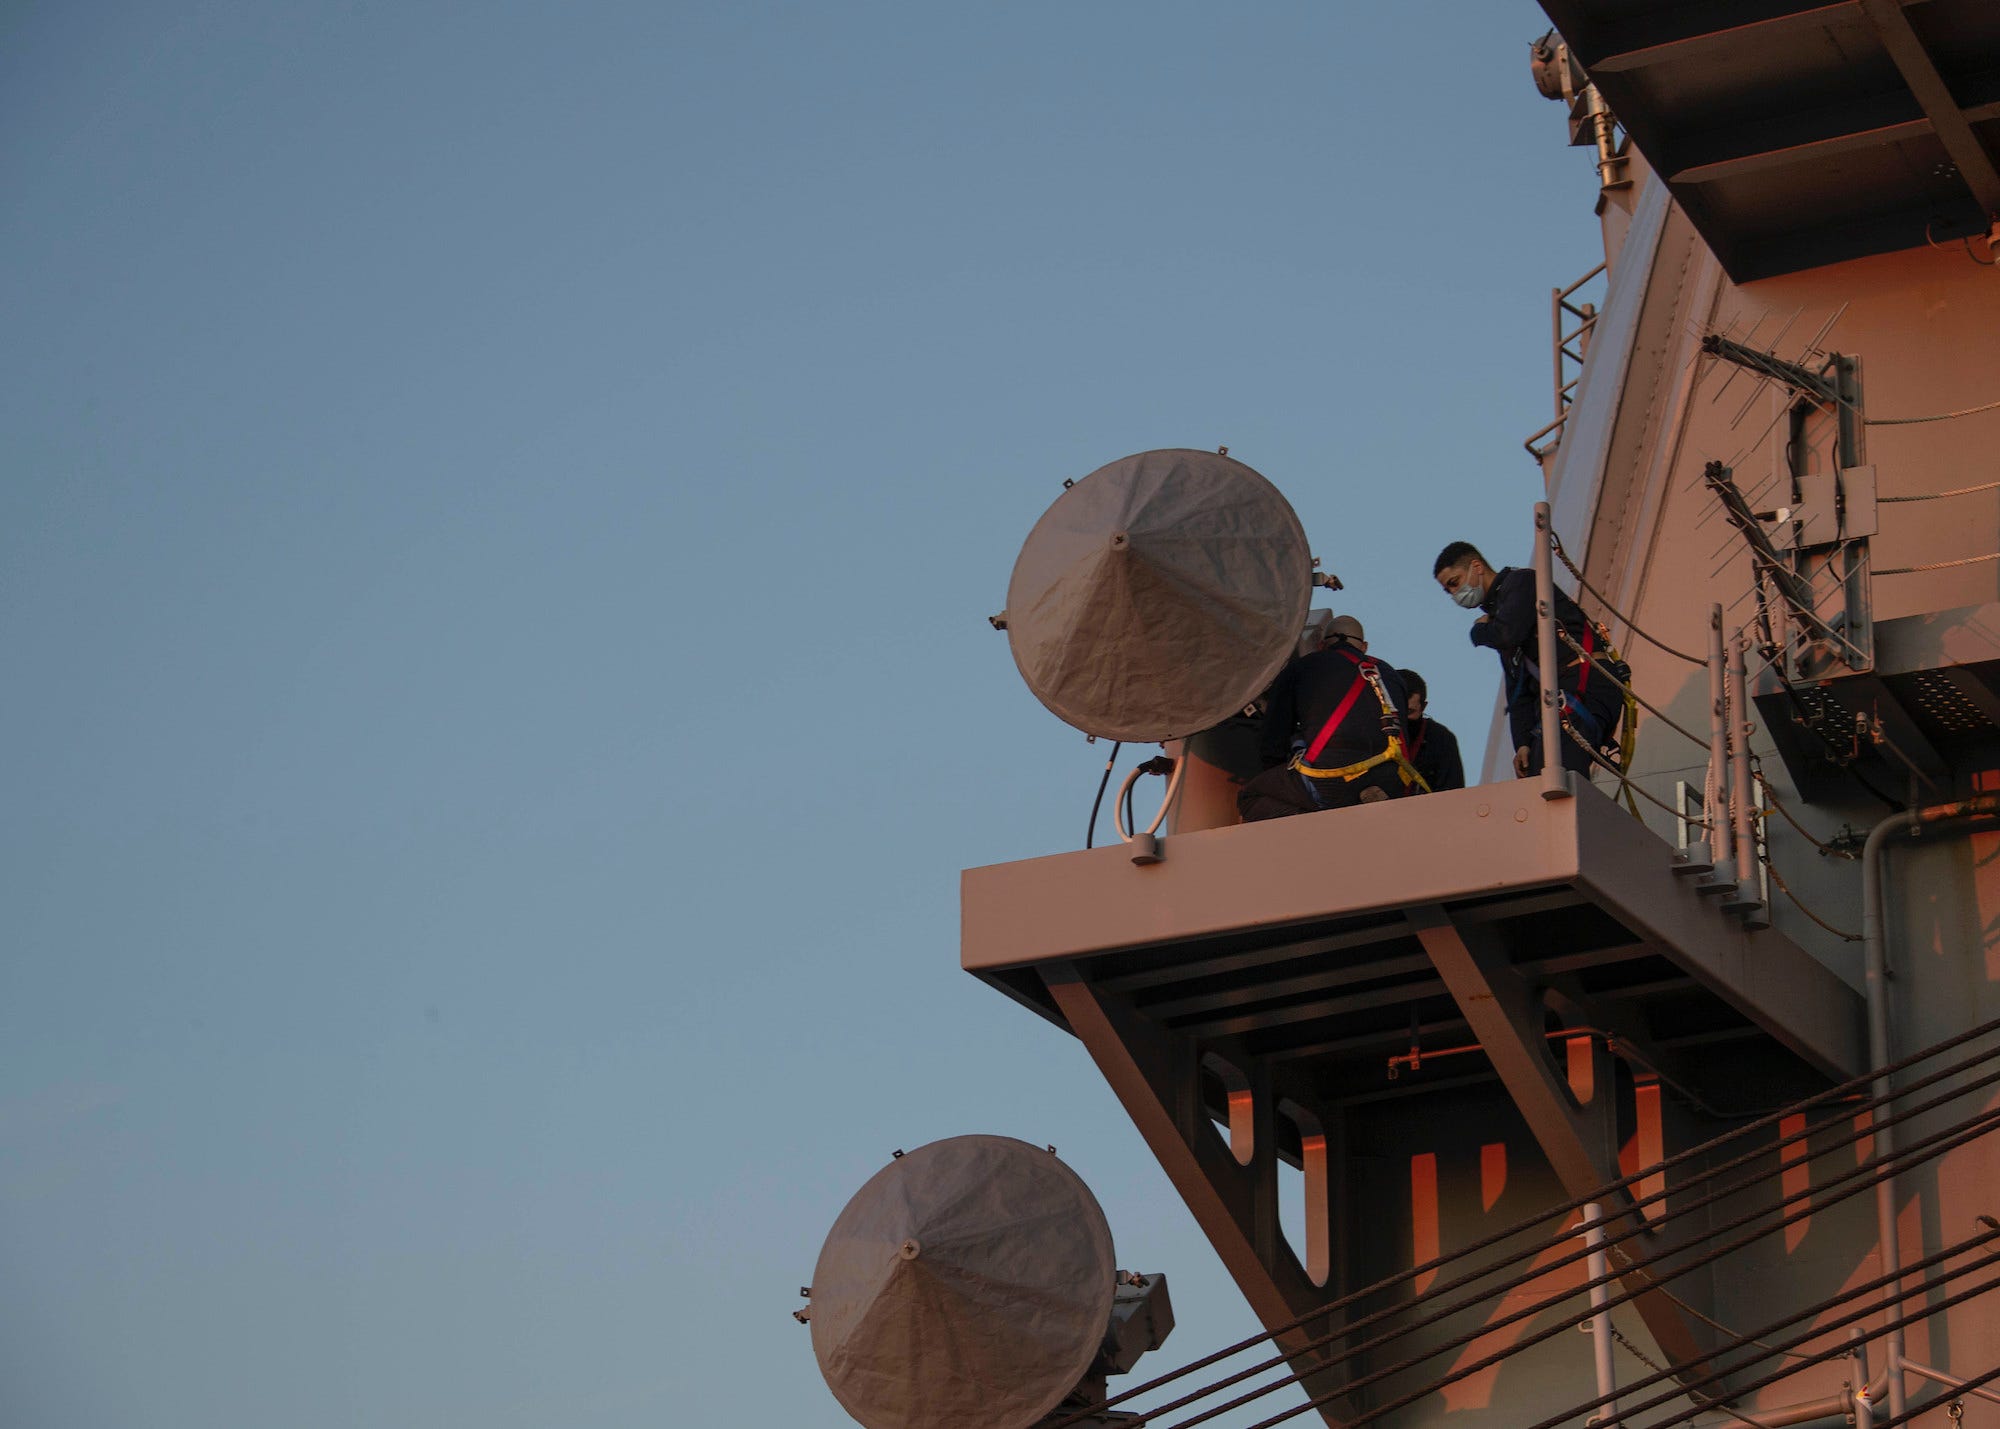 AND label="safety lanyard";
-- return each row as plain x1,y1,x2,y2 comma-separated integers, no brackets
1519,618,1596,695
